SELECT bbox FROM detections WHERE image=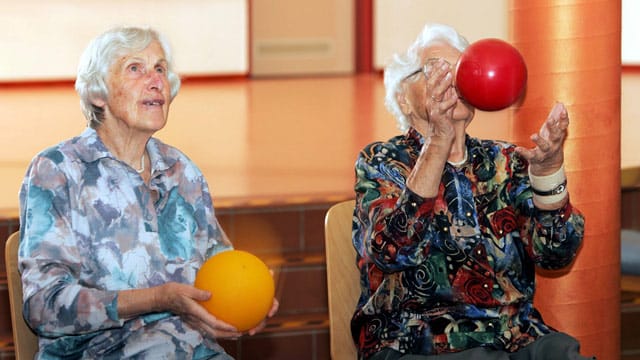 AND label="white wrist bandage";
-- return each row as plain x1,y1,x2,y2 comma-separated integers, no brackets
529,165,568,205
